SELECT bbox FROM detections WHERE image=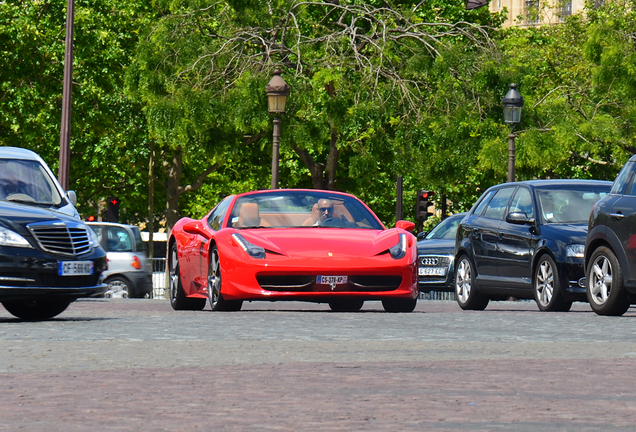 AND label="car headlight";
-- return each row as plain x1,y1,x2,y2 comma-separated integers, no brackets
87,227,100,248
0,226,32,248
232,233,266,259
389,233,407,260
566,244,584,258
